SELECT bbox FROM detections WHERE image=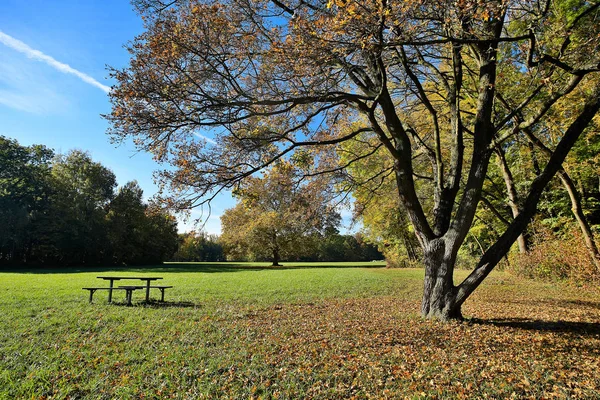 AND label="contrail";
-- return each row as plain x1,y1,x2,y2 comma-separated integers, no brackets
194,132,217,145
0,30,111,93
